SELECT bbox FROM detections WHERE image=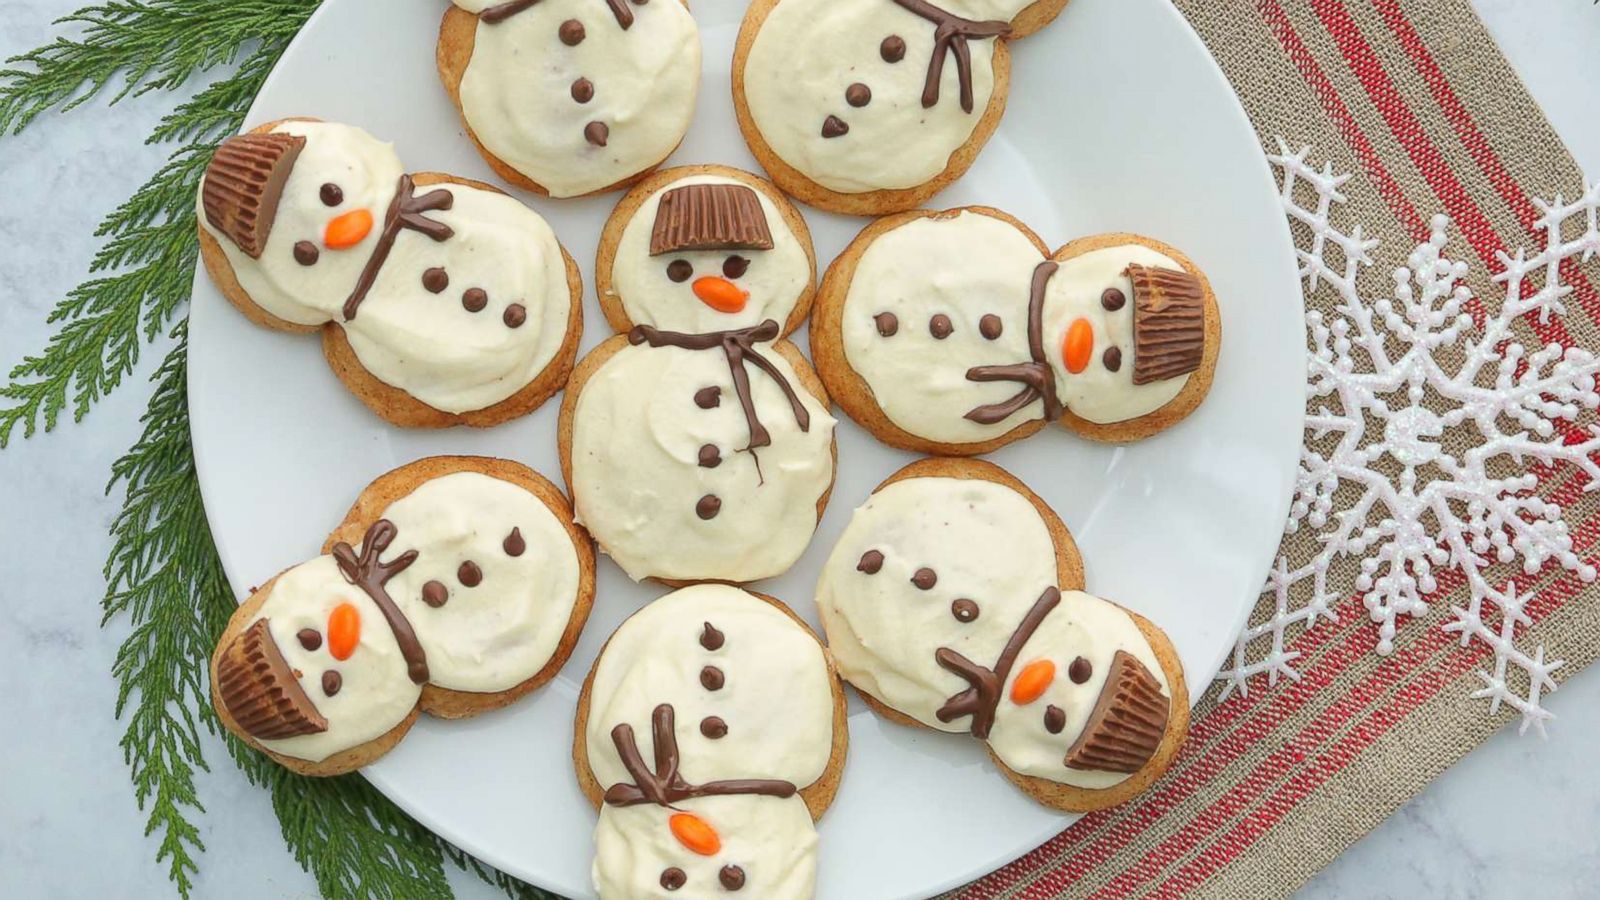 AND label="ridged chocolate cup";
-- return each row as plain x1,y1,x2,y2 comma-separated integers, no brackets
214,618,327,741
201,132,306,259
1064,649,1170,773
649,182,775,256
1128,263,1206,385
